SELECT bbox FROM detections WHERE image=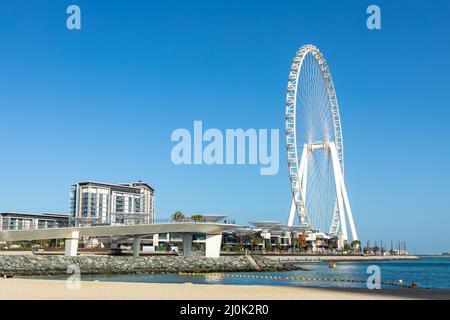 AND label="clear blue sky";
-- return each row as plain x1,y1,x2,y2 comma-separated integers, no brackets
0,1,449,254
